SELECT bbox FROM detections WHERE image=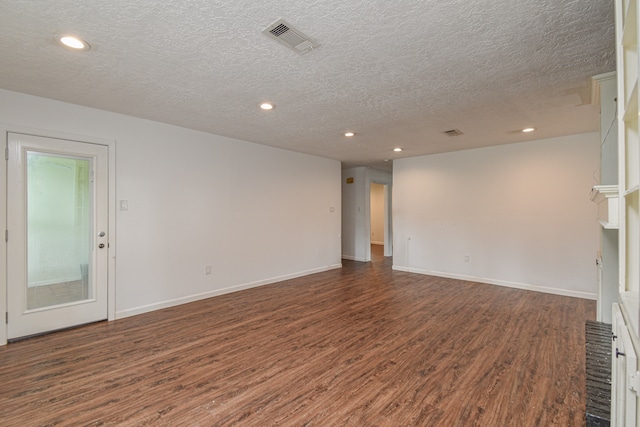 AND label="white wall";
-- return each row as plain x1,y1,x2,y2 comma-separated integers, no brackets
0,89,342,324
393,133,600,299
370,183,385,245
